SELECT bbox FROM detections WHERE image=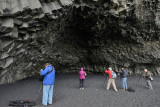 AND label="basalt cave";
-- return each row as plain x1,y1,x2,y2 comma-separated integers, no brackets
0,0,160,84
